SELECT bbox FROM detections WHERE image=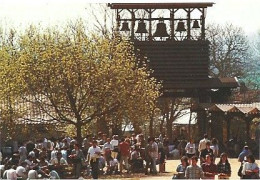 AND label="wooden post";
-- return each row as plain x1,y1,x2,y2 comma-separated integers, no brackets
226,115,231,141
245,116,251,139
